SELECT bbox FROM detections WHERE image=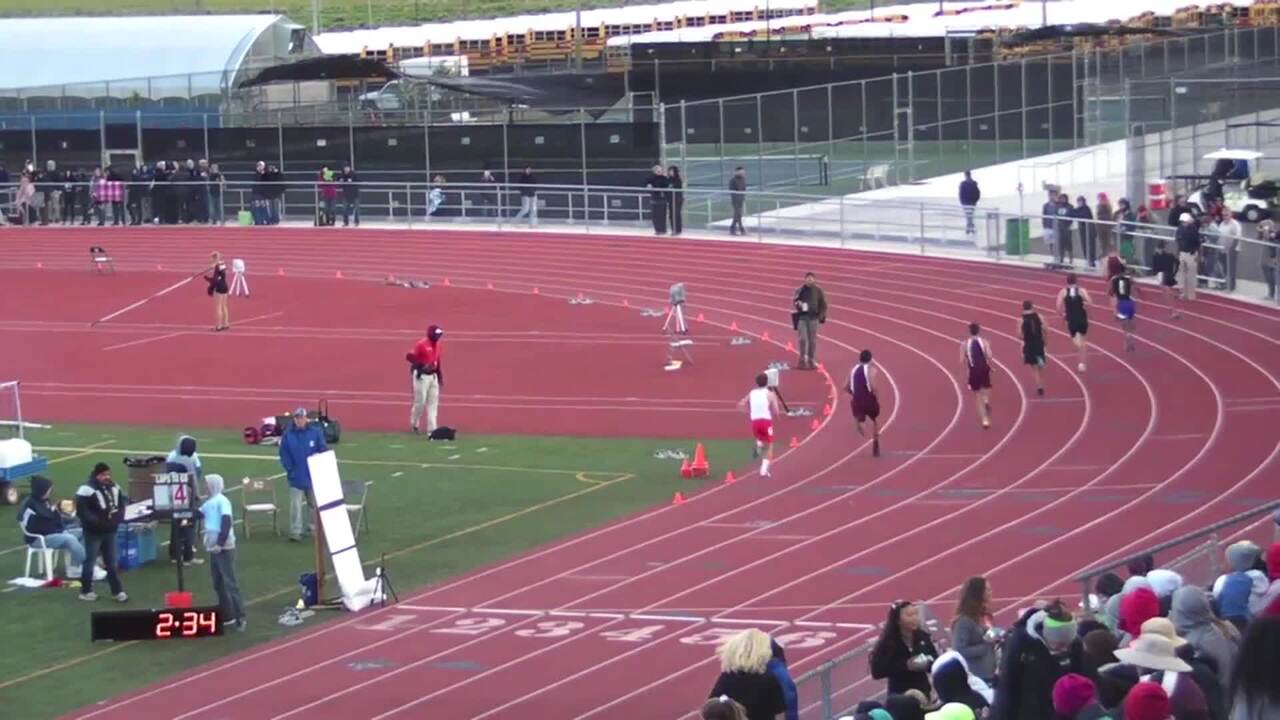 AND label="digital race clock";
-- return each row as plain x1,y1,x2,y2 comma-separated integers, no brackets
91,607,225,641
